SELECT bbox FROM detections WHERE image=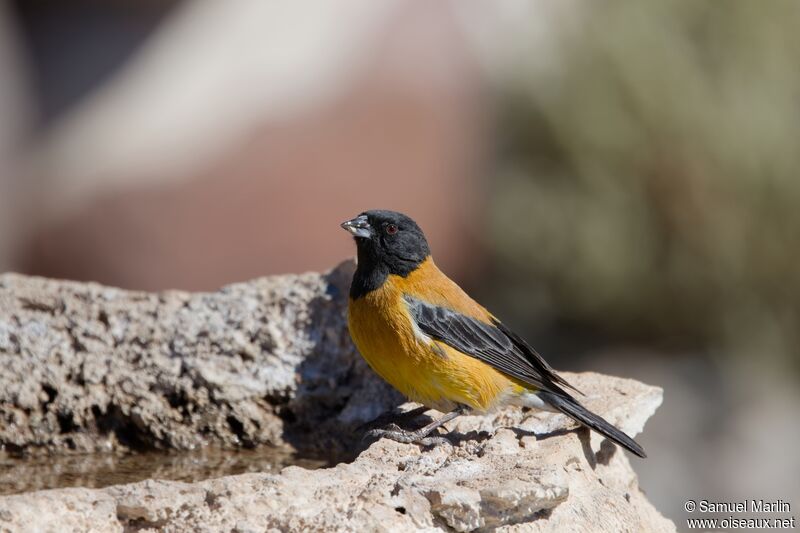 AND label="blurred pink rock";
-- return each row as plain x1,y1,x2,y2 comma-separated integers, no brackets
23,1,489,290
